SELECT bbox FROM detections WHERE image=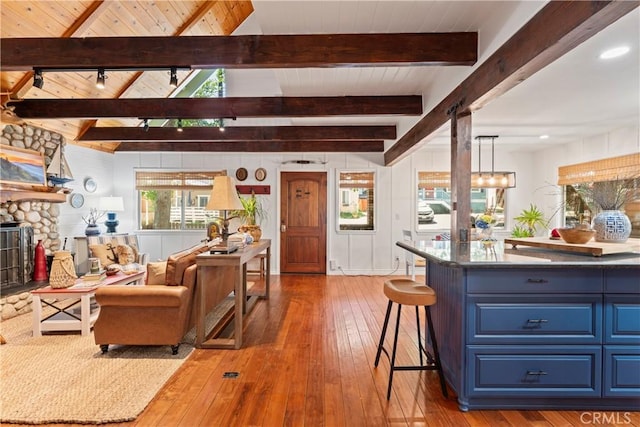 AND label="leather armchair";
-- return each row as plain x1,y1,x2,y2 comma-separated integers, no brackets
94,239,220,354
